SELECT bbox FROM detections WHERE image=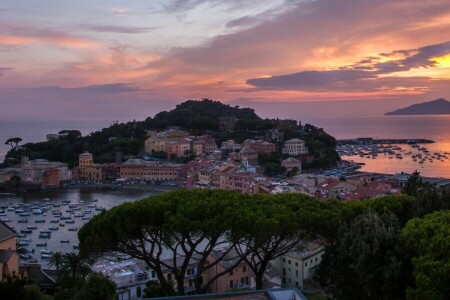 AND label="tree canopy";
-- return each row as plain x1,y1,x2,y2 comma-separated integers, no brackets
401,210,450,299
